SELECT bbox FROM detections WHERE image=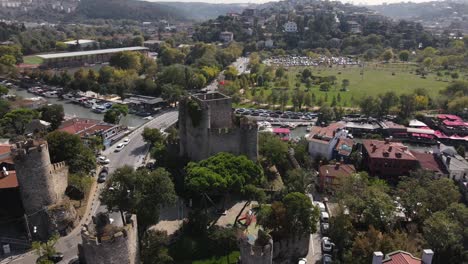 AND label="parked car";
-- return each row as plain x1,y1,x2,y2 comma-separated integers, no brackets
298,258,307,264
123,137,130,144
320,212,329,222
321,237,334,253
97,156,110,164
322,254,333,264
115,143,125,152
98,171,108,183
314,201,327,212
320,222,330,235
